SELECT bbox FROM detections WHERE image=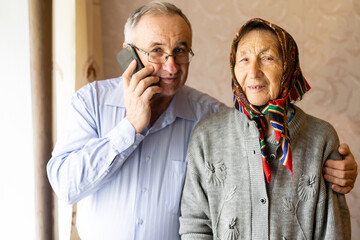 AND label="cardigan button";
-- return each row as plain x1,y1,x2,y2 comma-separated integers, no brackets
259,198,267,204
